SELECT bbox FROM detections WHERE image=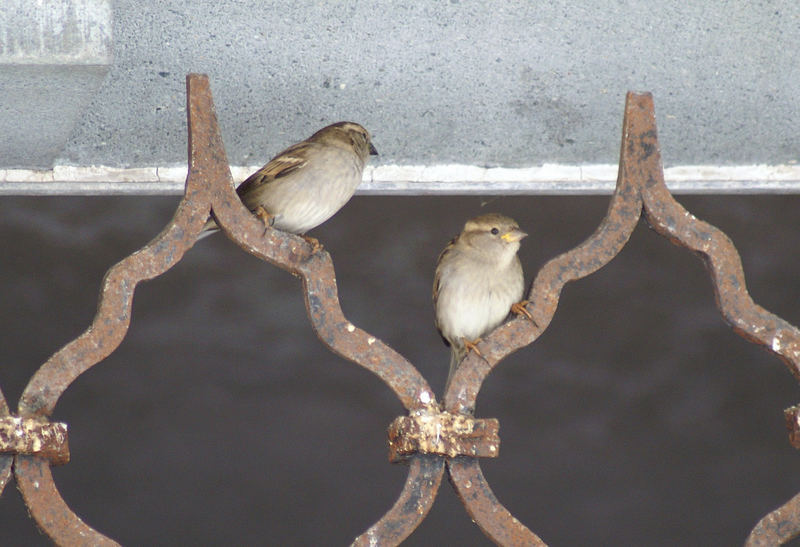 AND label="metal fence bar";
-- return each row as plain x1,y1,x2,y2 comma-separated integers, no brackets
0,387,11,500
0,75,798,545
